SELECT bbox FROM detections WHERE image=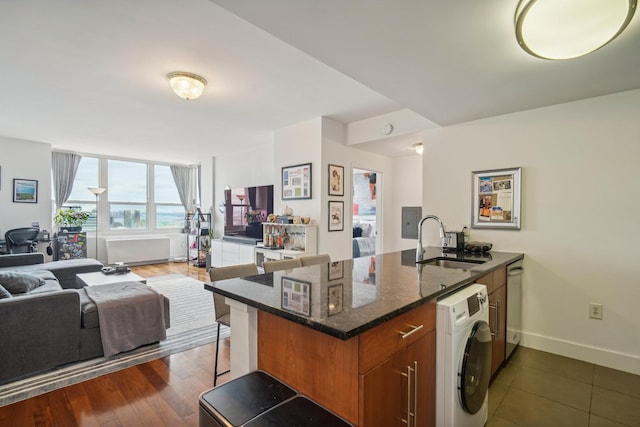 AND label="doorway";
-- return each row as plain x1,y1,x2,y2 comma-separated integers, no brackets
352,167,381,258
